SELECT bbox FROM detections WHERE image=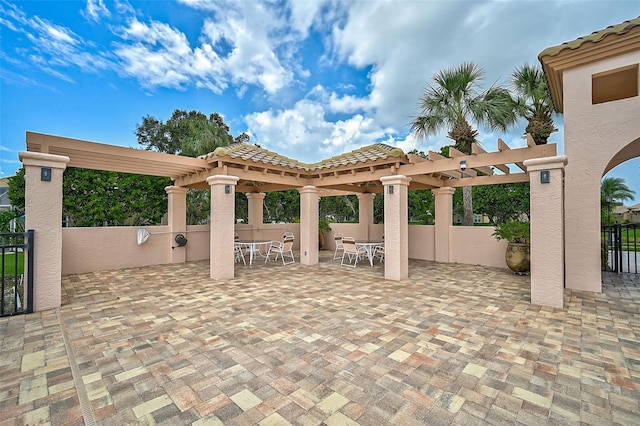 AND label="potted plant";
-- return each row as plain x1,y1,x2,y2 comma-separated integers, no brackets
318,219,332,249
492,220,530,274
